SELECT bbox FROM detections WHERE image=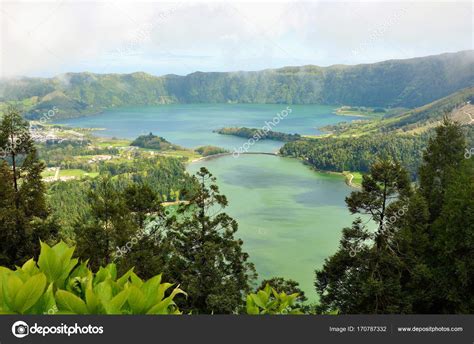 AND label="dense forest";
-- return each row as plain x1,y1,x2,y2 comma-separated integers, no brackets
1,51,473,119
281,87,474,177
280,133,427,178
1,105,472,314
216,127,301,142
281,125,474,179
